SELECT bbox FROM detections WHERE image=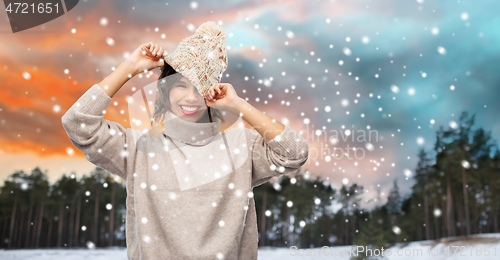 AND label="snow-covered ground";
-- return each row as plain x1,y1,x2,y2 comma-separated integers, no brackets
258,233,500,260
1,233,499,259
